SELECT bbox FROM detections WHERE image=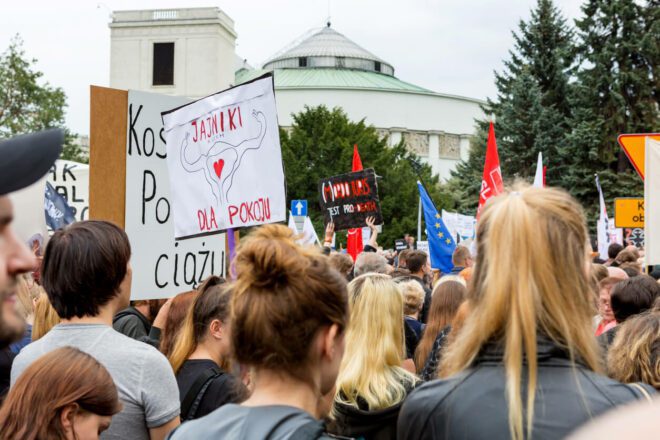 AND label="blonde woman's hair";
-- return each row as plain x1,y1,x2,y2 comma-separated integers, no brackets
398,280,425,315
334,274,417,412
436,274,467,288
607,310,659,390
440,184,602,440
15,275,41,321
32,294,61,341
